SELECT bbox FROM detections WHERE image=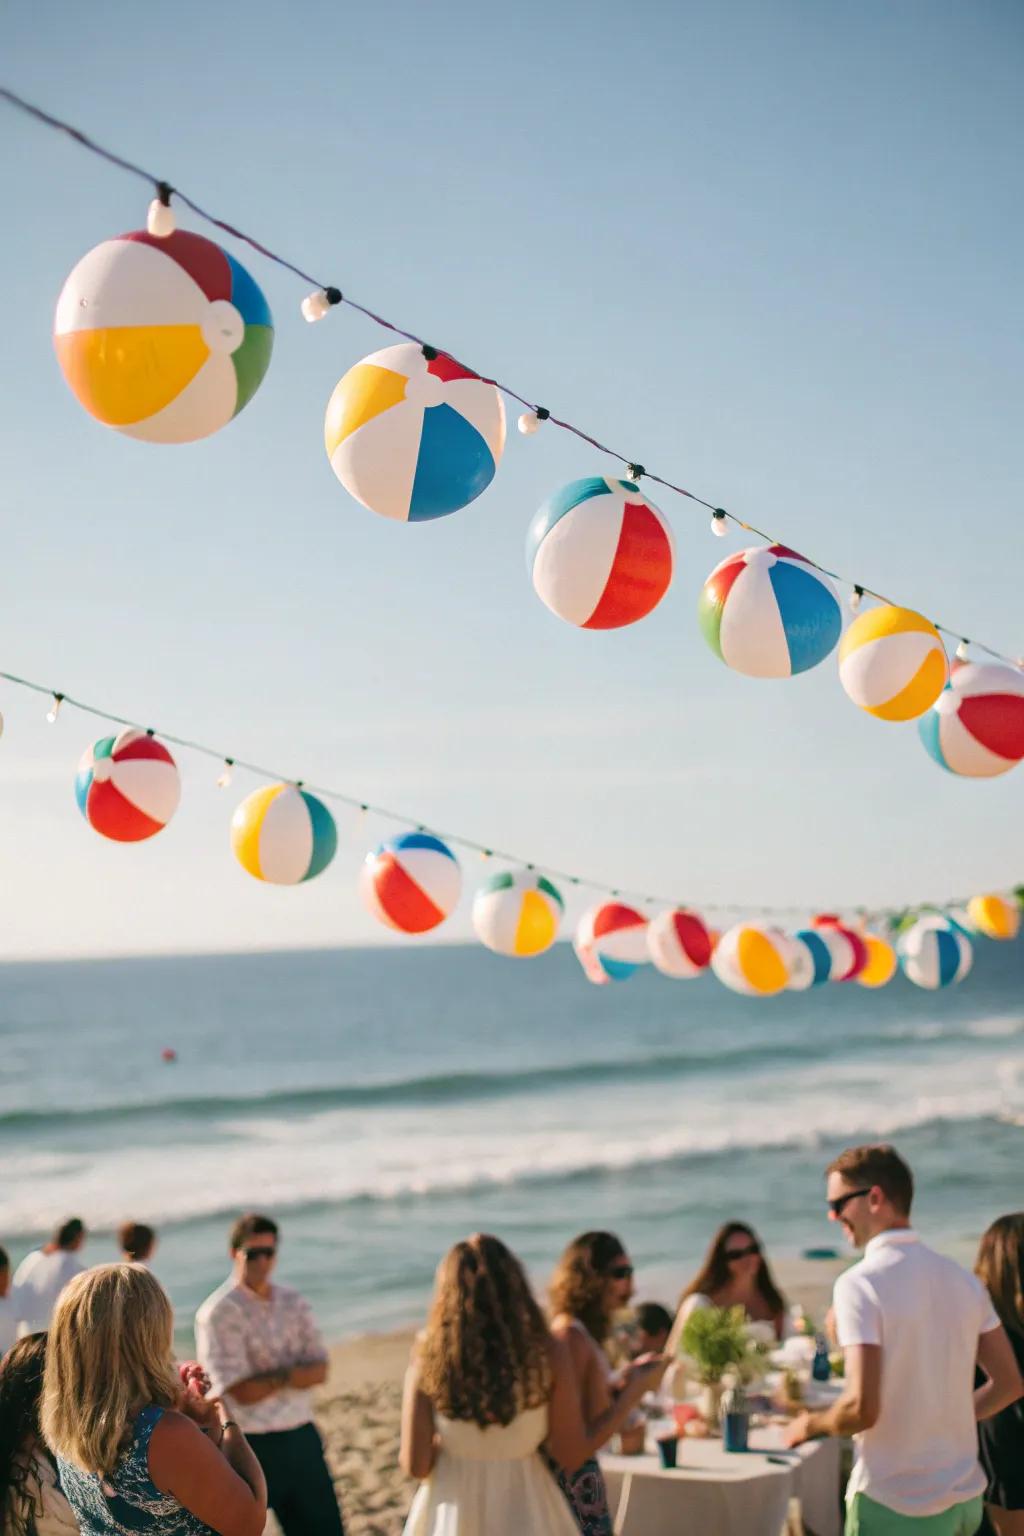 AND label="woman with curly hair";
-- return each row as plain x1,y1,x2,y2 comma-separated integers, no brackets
401,1234,655,1535
976,1214,1024,1536
0,1333,77,1536
666,1221,788,1353
548,1231,668,1536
